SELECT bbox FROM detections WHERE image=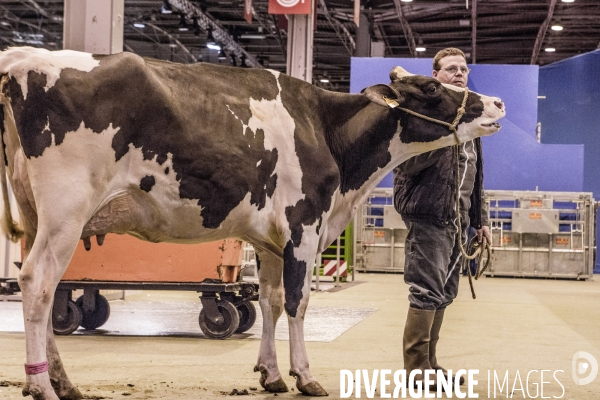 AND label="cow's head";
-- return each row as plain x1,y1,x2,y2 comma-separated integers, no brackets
363,66,505,153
